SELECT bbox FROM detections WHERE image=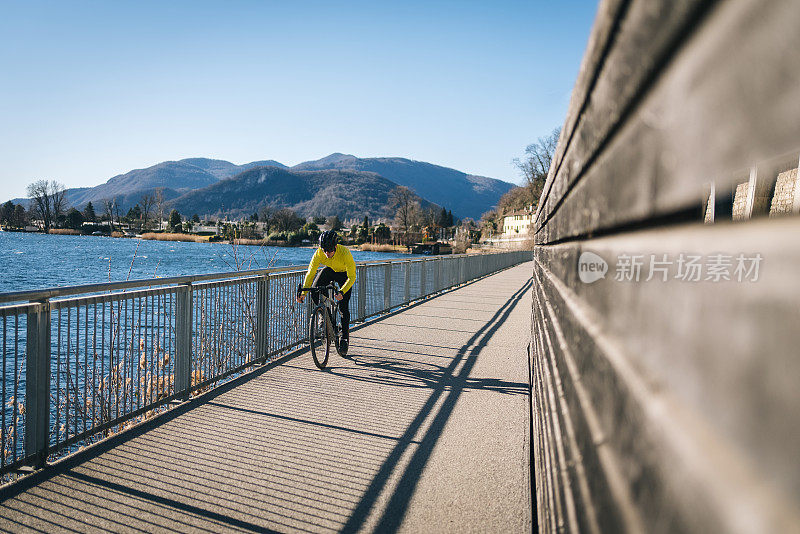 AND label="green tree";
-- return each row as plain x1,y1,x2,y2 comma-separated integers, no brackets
83,201,96,222
357,226,368,244
0,201,14,226
437,207,448,228
125,204,142,222
13,204,27,228
362,215,369,229
65,208,84,229
374,223,391,243
302,221,320,242
168,209,182,232
192,213,201,223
